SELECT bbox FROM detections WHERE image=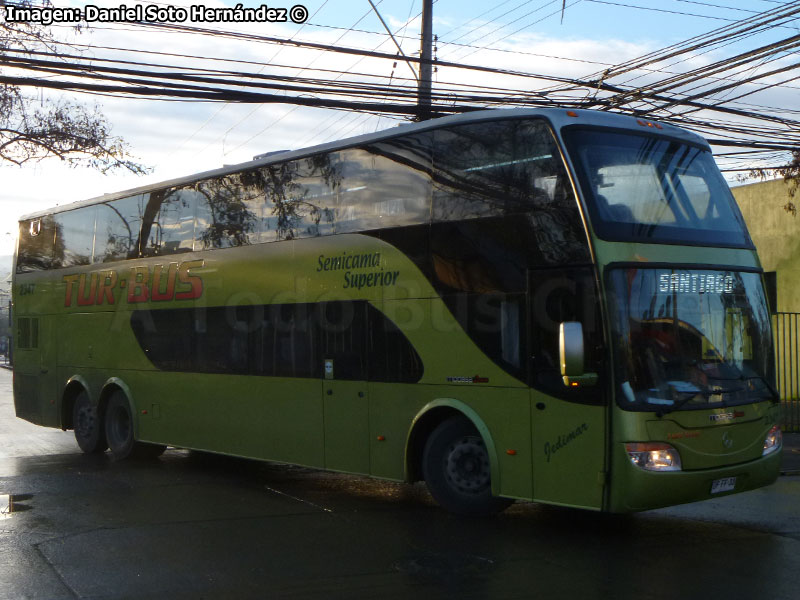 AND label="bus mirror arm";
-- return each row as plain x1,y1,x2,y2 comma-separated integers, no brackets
559,322,598,388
